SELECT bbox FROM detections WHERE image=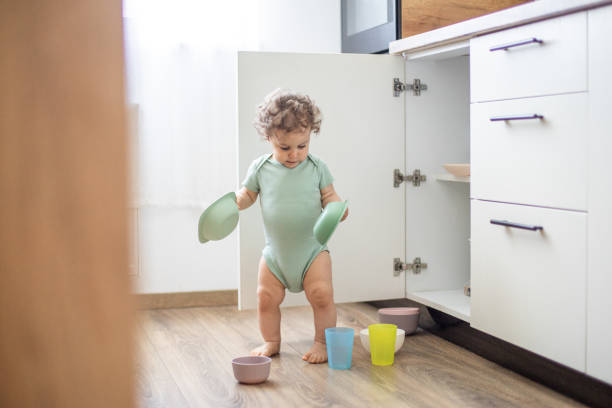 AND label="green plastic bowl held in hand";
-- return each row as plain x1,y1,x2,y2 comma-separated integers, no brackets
313,200,348,246
198,192,239,243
